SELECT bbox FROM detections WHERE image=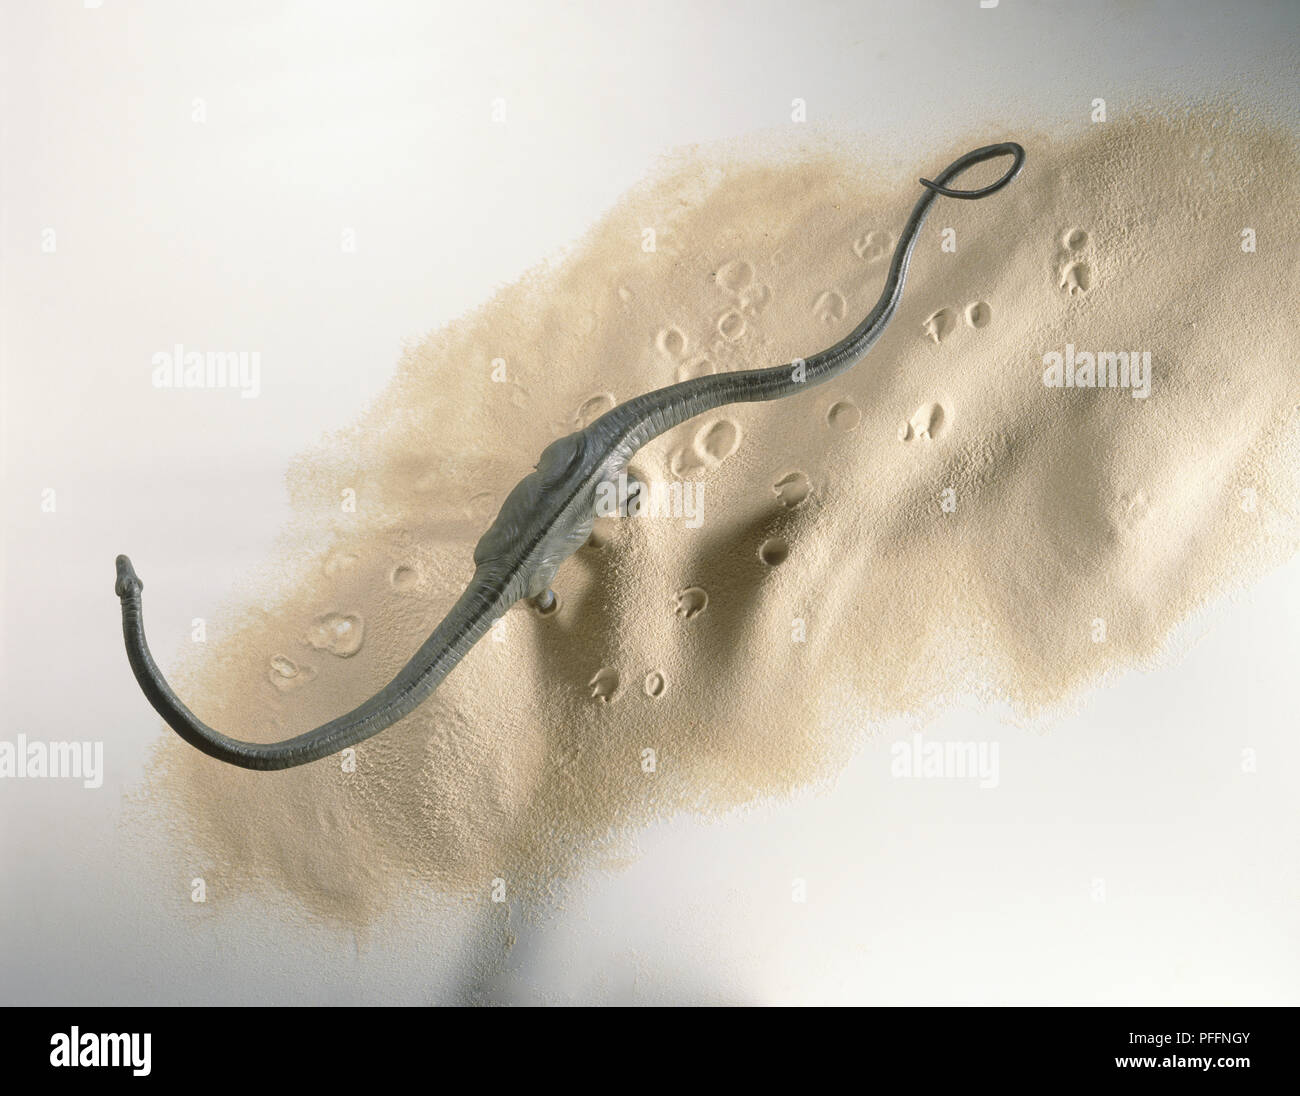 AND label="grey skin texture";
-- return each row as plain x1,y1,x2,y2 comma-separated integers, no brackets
115,142,1025,771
